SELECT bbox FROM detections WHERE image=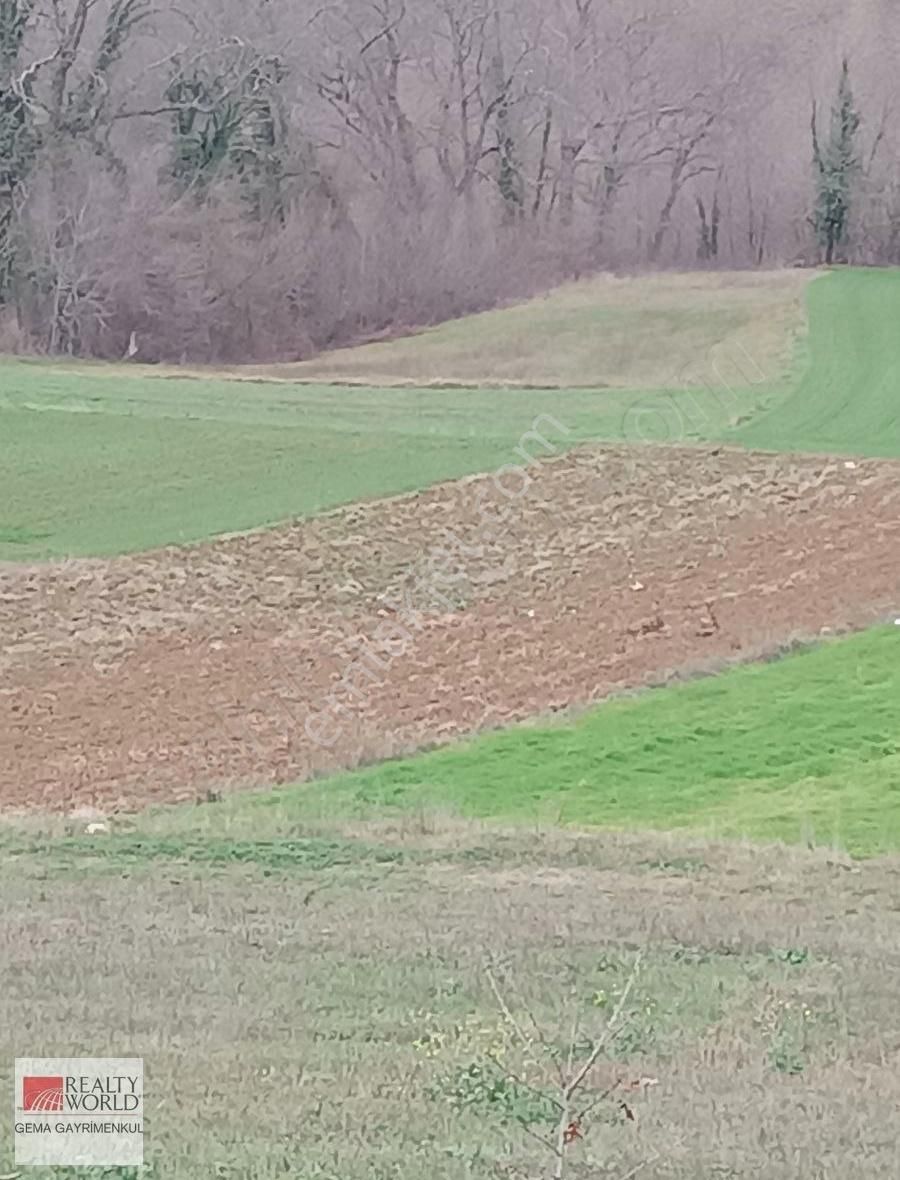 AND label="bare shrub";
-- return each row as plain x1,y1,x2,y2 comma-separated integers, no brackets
4,0,900,361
